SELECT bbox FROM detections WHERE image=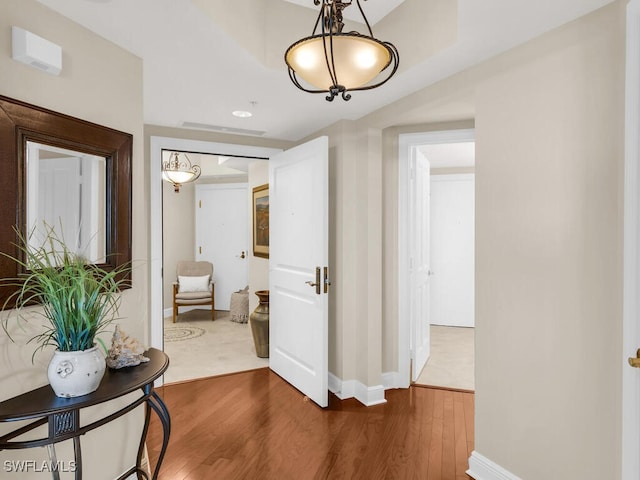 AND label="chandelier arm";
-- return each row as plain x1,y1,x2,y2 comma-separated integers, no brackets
320,5,340,92
355,0,374,37
288,67,332,94
311,2,324,35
